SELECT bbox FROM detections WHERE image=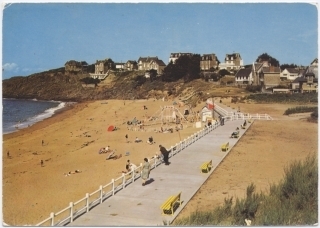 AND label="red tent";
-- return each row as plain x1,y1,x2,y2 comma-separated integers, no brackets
107,125,115,132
